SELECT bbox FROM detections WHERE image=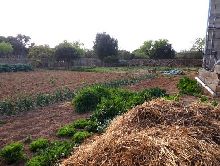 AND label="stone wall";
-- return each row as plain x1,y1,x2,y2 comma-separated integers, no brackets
128,59,202,67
